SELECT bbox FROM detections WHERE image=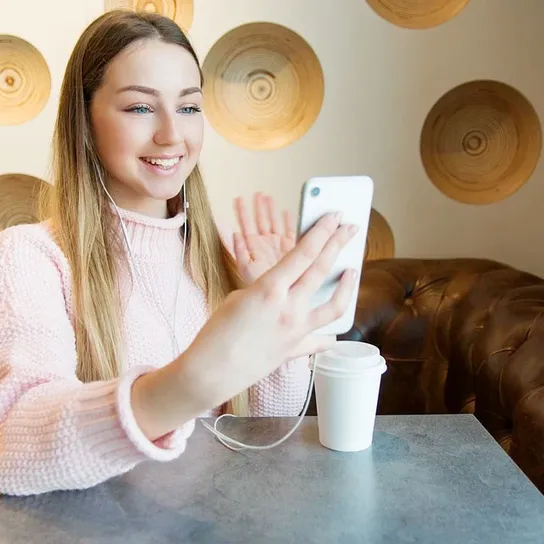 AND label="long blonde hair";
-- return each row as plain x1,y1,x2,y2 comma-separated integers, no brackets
39,10,248,415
